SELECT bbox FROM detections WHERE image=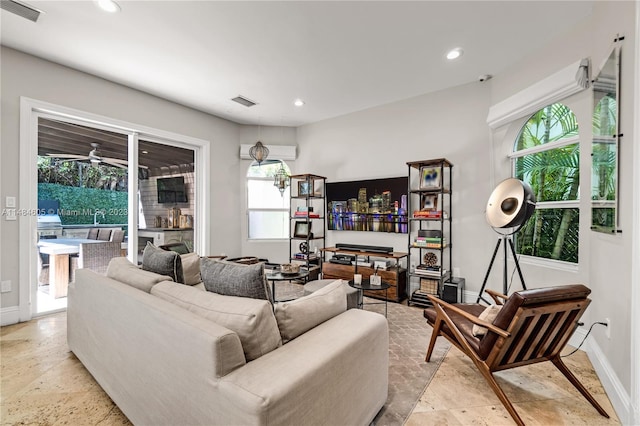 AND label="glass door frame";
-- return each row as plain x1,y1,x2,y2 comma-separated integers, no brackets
20,97,210,319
